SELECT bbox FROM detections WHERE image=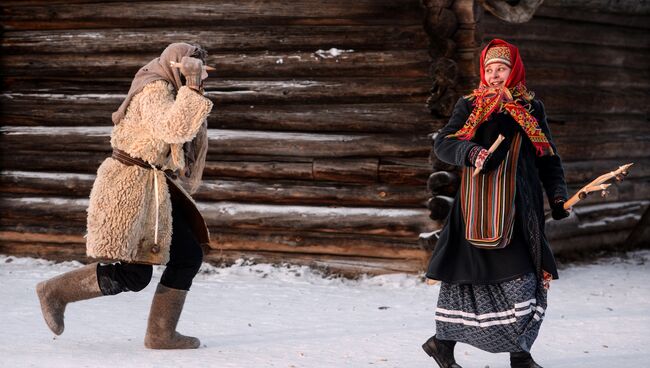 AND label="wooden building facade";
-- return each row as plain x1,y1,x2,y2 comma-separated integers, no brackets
1,0,648,275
